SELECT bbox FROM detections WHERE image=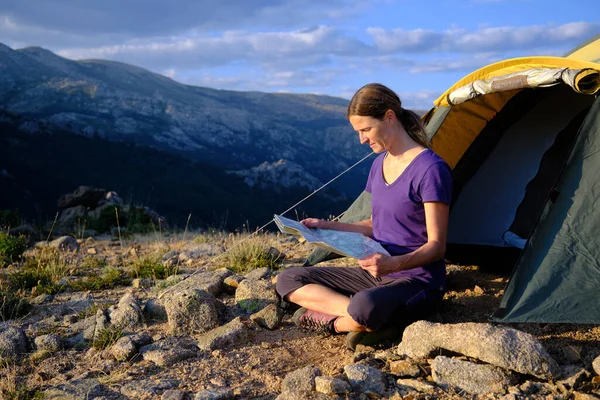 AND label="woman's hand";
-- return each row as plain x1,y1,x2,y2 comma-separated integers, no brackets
358,253,400,278
301,218,329,229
